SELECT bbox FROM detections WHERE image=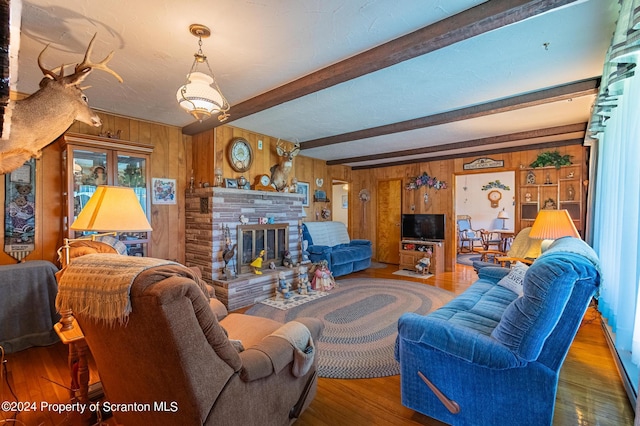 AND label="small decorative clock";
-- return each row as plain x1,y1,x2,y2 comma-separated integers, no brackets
228,138,253,173
488,190,501,208
253,174,276,191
